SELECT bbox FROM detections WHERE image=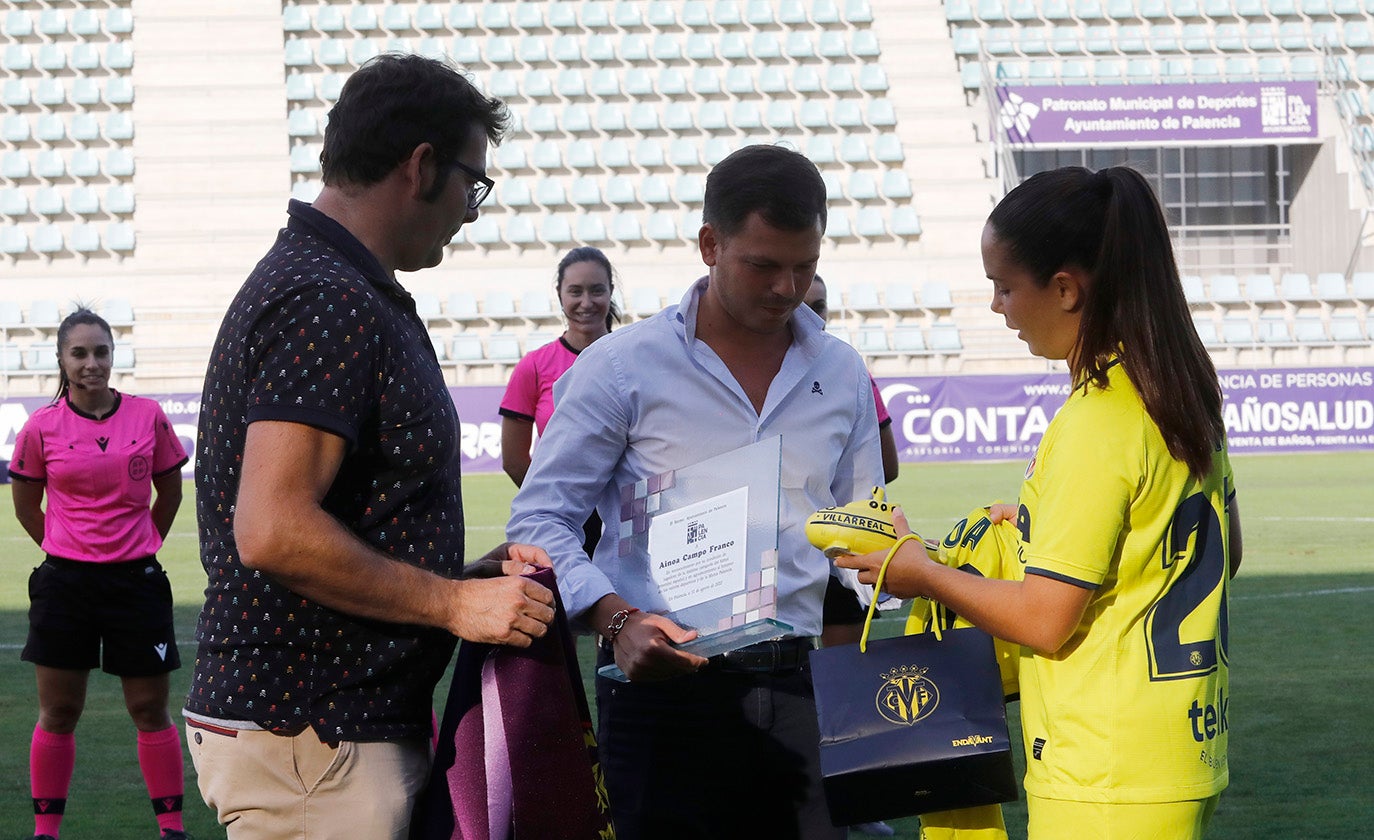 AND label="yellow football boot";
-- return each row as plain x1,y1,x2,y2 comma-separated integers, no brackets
805,486,901,558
